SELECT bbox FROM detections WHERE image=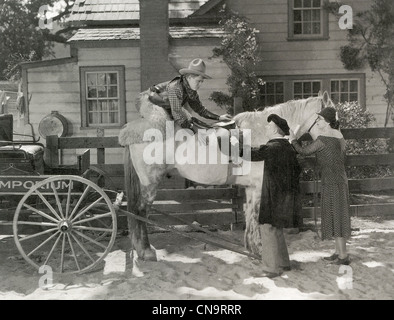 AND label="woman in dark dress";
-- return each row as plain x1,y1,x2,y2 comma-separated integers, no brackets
247,114,302,276
289,107,351,265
